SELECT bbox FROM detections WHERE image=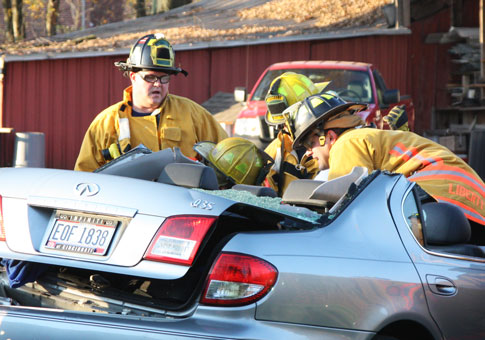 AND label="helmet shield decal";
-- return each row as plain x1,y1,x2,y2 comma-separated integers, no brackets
264,72,321,131
149,38,174,68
